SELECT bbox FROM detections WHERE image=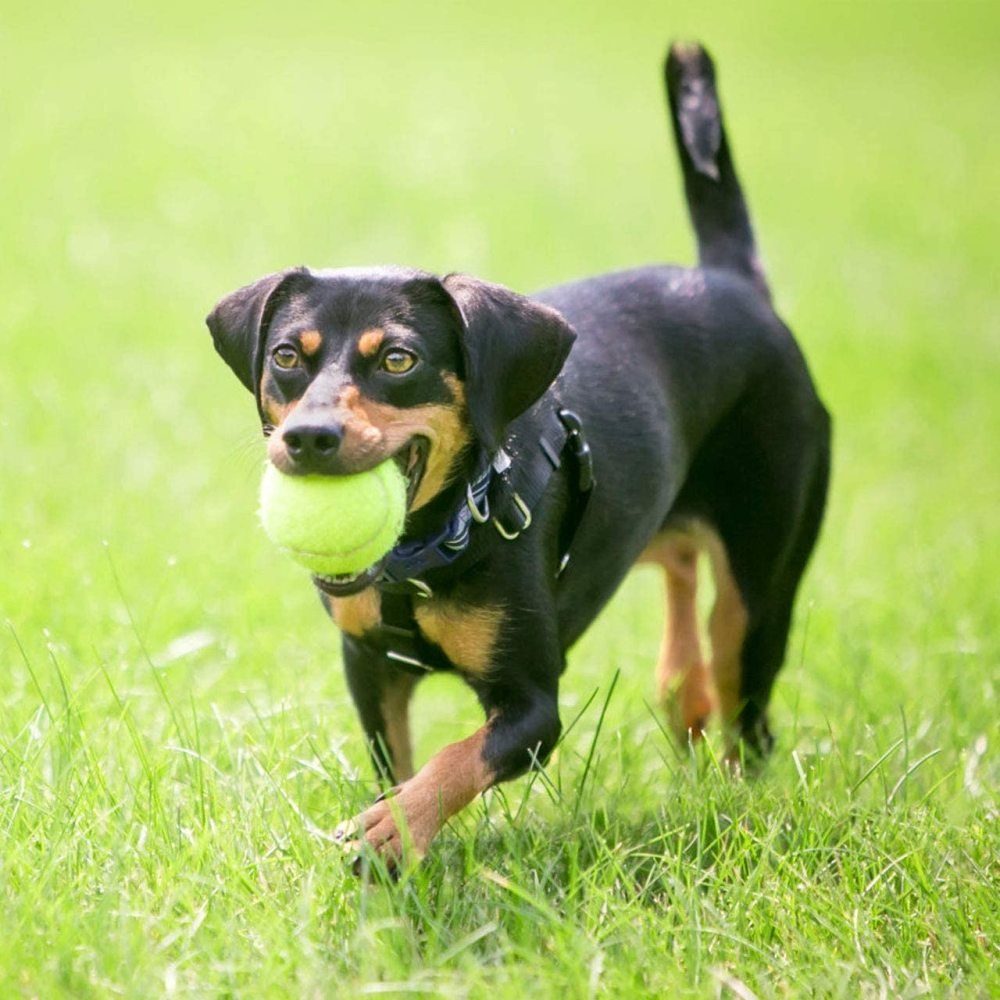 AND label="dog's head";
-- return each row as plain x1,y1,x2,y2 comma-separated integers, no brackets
207,266,575,519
